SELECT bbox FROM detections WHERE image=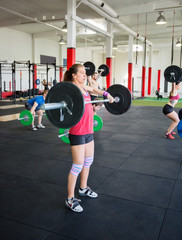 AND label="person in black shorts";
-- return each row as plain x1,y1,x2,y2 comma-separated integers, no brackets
63,64,114,212
162,82,181,139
